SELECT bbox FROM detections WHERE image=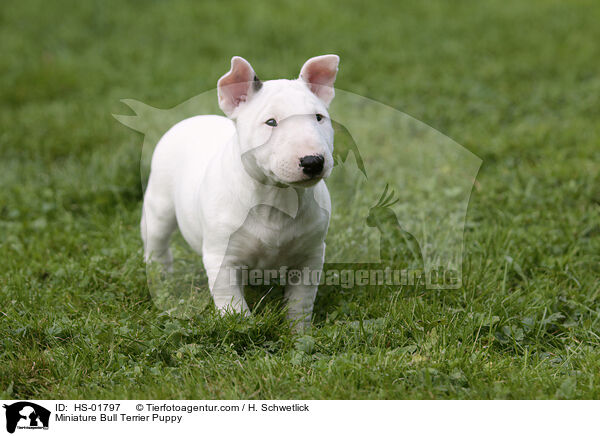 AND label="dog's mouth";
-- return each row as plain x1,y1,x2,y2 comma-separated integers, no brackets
289,177,324,188
287,165,332,187
289,168,332,187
